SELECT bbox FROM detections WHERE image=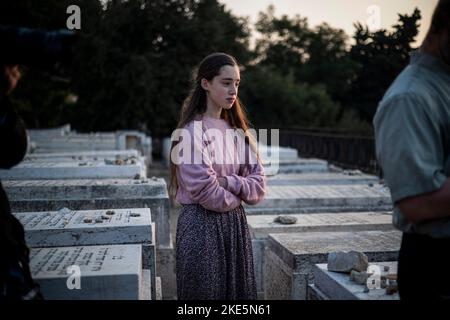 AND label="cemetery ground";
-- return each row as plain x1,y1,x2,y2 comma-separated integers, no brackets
0,125,401,301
